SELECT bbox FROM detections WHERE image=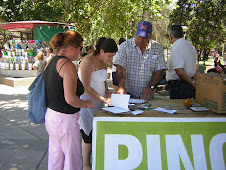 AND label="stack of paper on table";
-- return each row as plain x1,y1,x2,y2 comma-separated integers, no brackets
102,94,130,113
102,94,147,115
